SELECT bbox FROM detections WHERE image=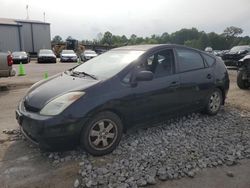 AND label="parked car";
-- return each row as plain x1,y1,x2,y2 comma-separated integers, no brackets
95,49,108,55
237,55,250,89
80,50,97,62
221,45,250,66
12,51,30,64
0,52,15,77
38,49,56,63
16,44,229,156
60,50,78,62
